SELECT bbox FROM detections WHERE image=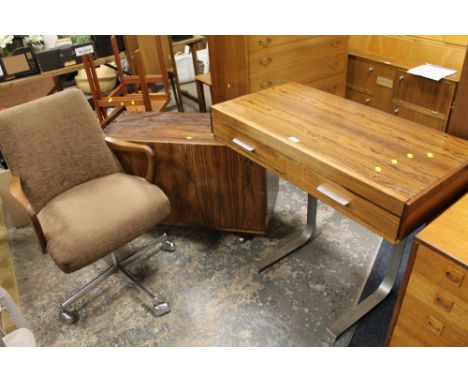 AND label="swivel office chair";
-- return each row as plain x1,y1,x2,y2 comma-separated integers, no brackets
0,89,175,324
